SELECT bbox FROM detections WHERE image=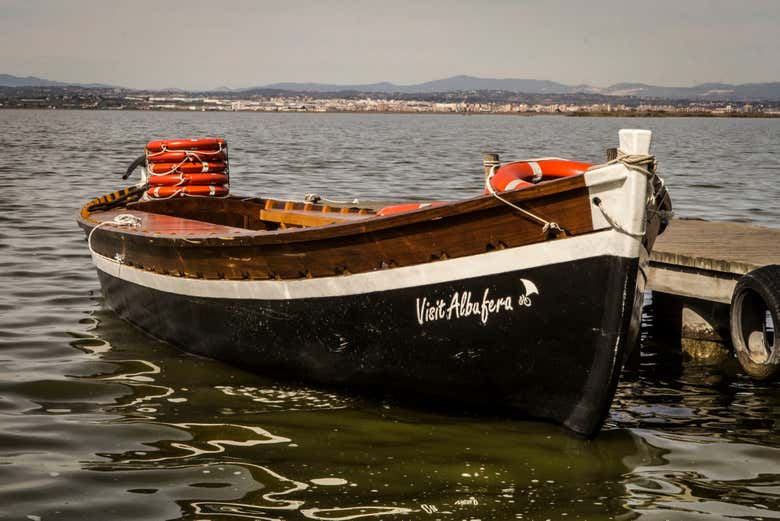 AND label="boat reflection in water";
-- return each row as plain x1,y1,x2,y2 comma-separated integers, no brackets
34,305,774,521
78,321,645,520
